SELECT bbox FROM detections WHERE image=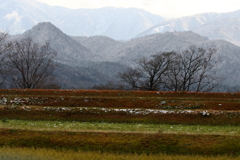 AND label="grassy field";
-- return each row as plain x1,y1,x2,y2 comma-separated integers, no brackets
1,119,240,135
1,129,240,155
2,147,240,160
0,89,239,159
1,147,239,160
